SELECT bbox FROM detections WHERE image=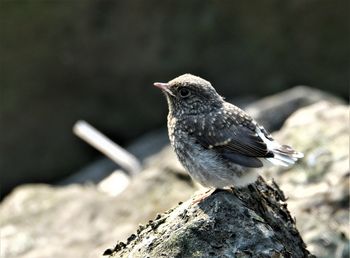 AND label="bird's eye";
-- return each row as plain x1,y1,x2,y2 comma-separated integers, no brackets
178,88,191,98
